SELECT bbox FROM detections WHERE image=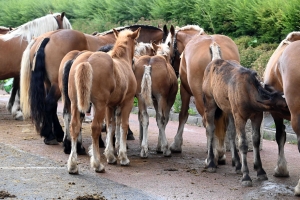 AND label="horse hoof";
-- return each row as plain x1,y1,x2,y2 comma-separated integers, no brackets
95,164,105,173
236,169,242,175
169,145,182,153
274,167,289,177
120,158,130,166
140,150,148,158
163,149,172,157
257,174,268,181
242,180,252,187
44,138,59,145
68,170,79,175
